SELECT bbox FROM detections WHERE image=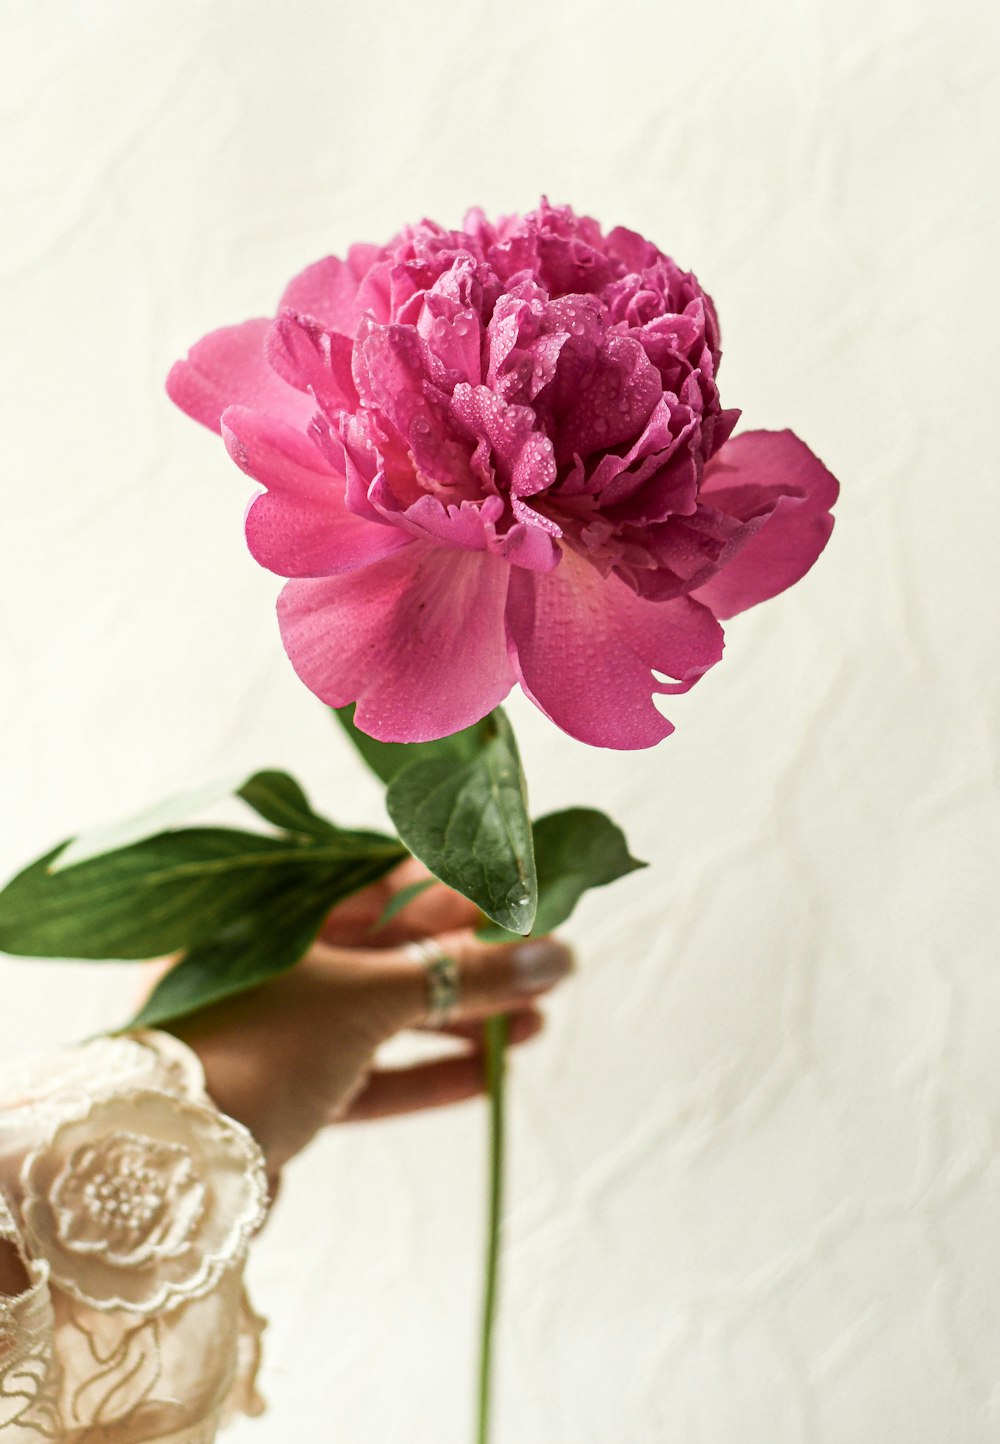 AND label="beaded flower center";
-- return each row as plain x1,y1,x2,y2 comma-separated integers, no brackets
81,1163,165,1233
50,1132,206,1265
